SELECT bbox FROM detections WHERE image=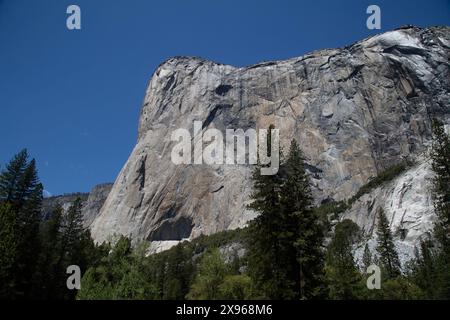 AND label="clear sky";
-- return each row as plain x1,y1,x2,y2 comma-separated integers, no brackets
0,0,449,196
